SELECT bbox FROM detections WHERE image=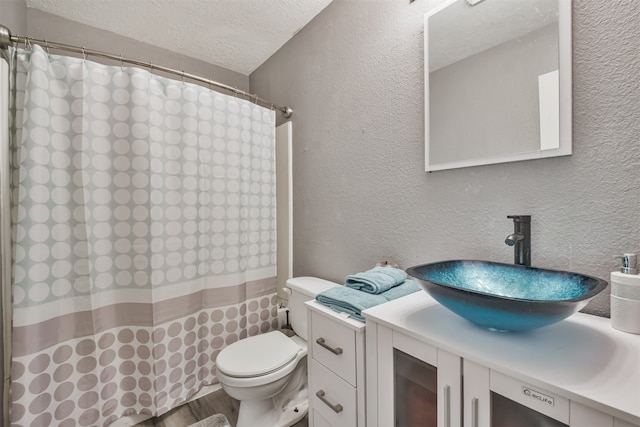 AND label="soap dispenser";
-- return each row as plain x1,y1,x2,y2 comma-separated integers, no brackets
611,254,640,334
